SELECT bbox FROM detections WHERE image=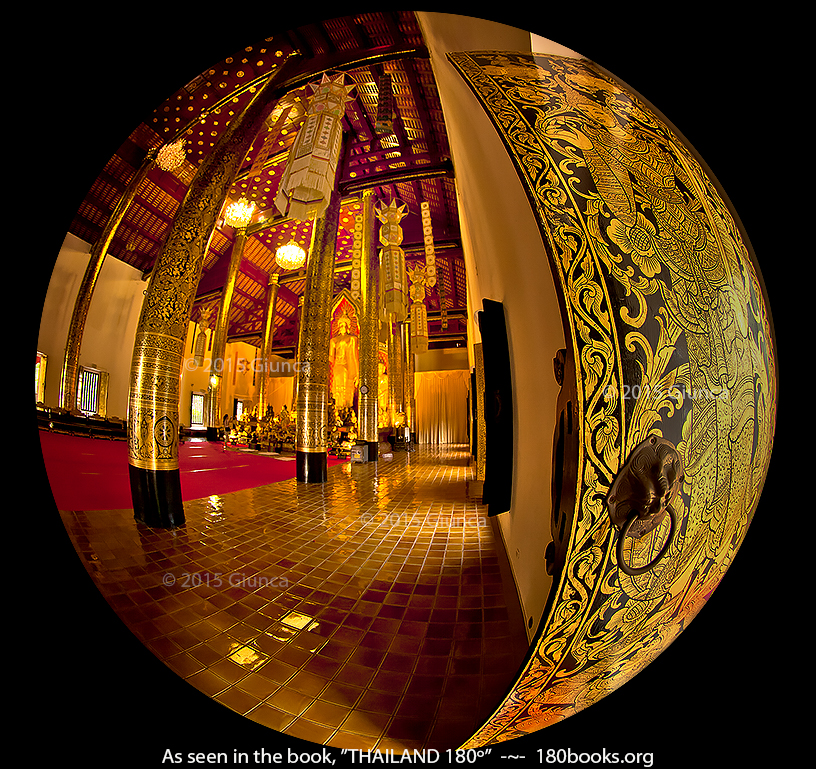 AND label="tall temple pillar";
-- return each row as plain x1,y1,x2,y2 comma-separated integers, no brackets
127,51,300,528
257,272,280,416
59,149,156,410
295,189,342,482
386,324,397,426
403,322,415,440
356,189,379,459
391,322,405,422
206,225,249,440
385,320,406,430
292,295,304,410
